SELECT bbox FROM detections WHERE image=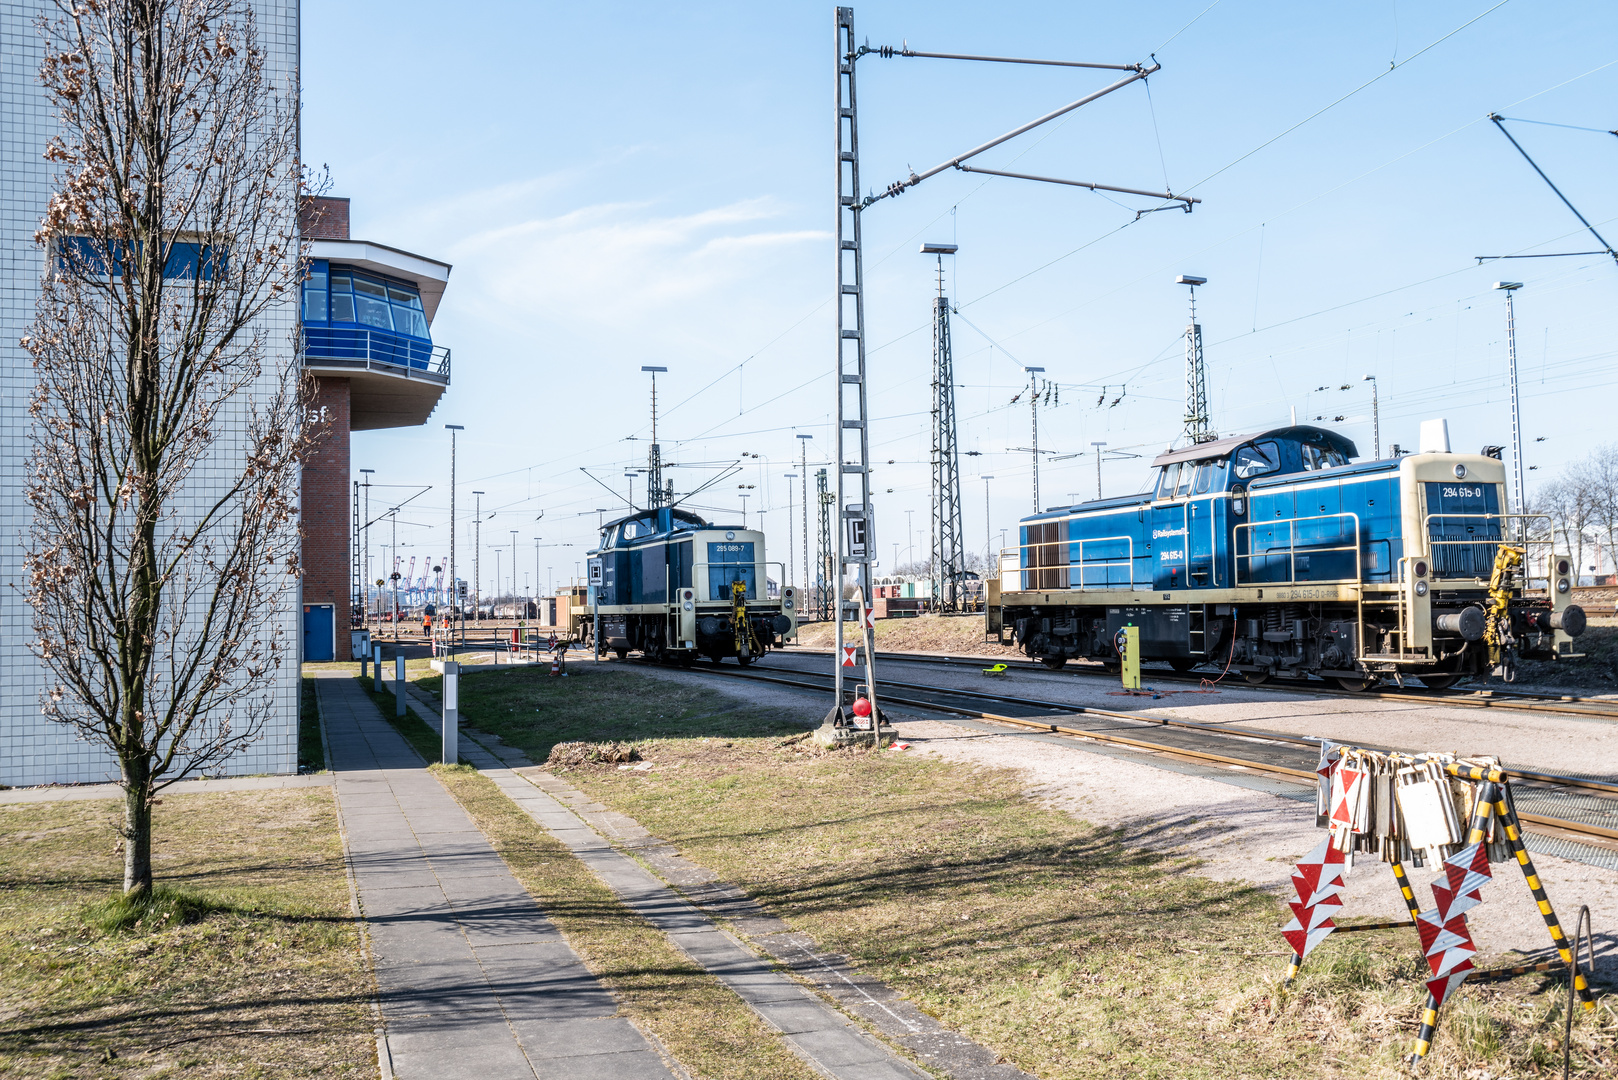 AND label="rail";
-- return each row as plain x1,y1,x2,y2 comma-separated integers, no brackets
1419,512,1552,580
301,326,451,381
1235,512,1361,586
